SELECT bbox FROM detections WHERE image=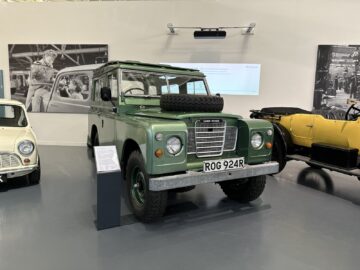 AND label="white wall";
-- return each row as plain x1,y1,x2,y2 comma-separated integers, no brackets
0,0,359,145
